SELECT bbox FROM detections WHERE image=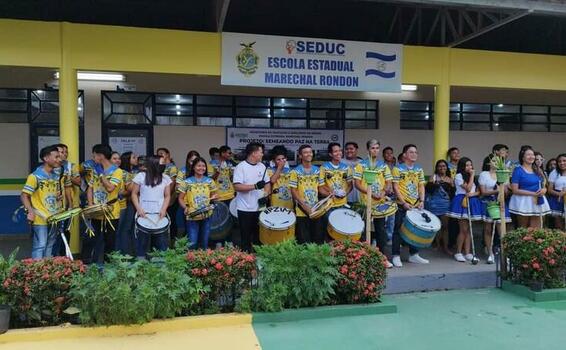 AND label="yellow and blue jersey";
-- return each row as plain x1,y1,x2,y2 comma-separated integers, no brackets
80,159,96,190
289,165,323,217
267,166,293,209
178,176,217,221
448,162,458,178
22,166,65,225
354,159,395,217
392,163,426,206
319,161,352,208
210,160,235,201
89,165,124,220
